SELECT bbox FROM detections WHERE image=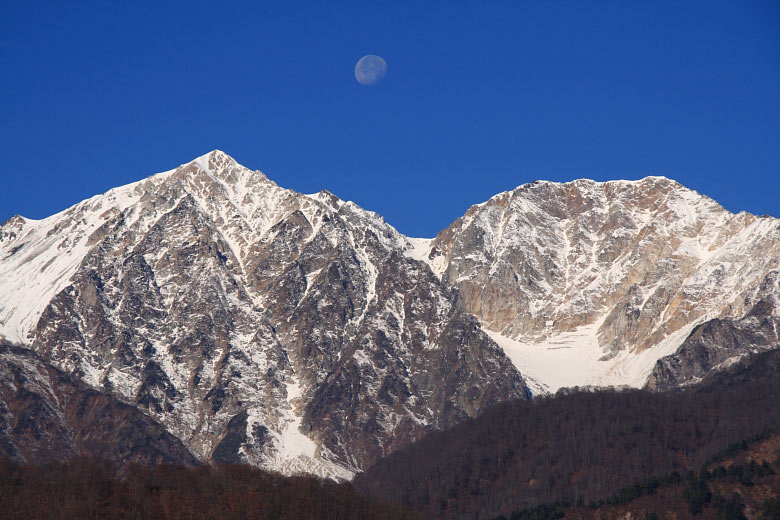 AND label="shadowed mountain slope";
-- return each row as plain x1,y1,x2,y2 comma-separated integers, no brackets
0,341,197,468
